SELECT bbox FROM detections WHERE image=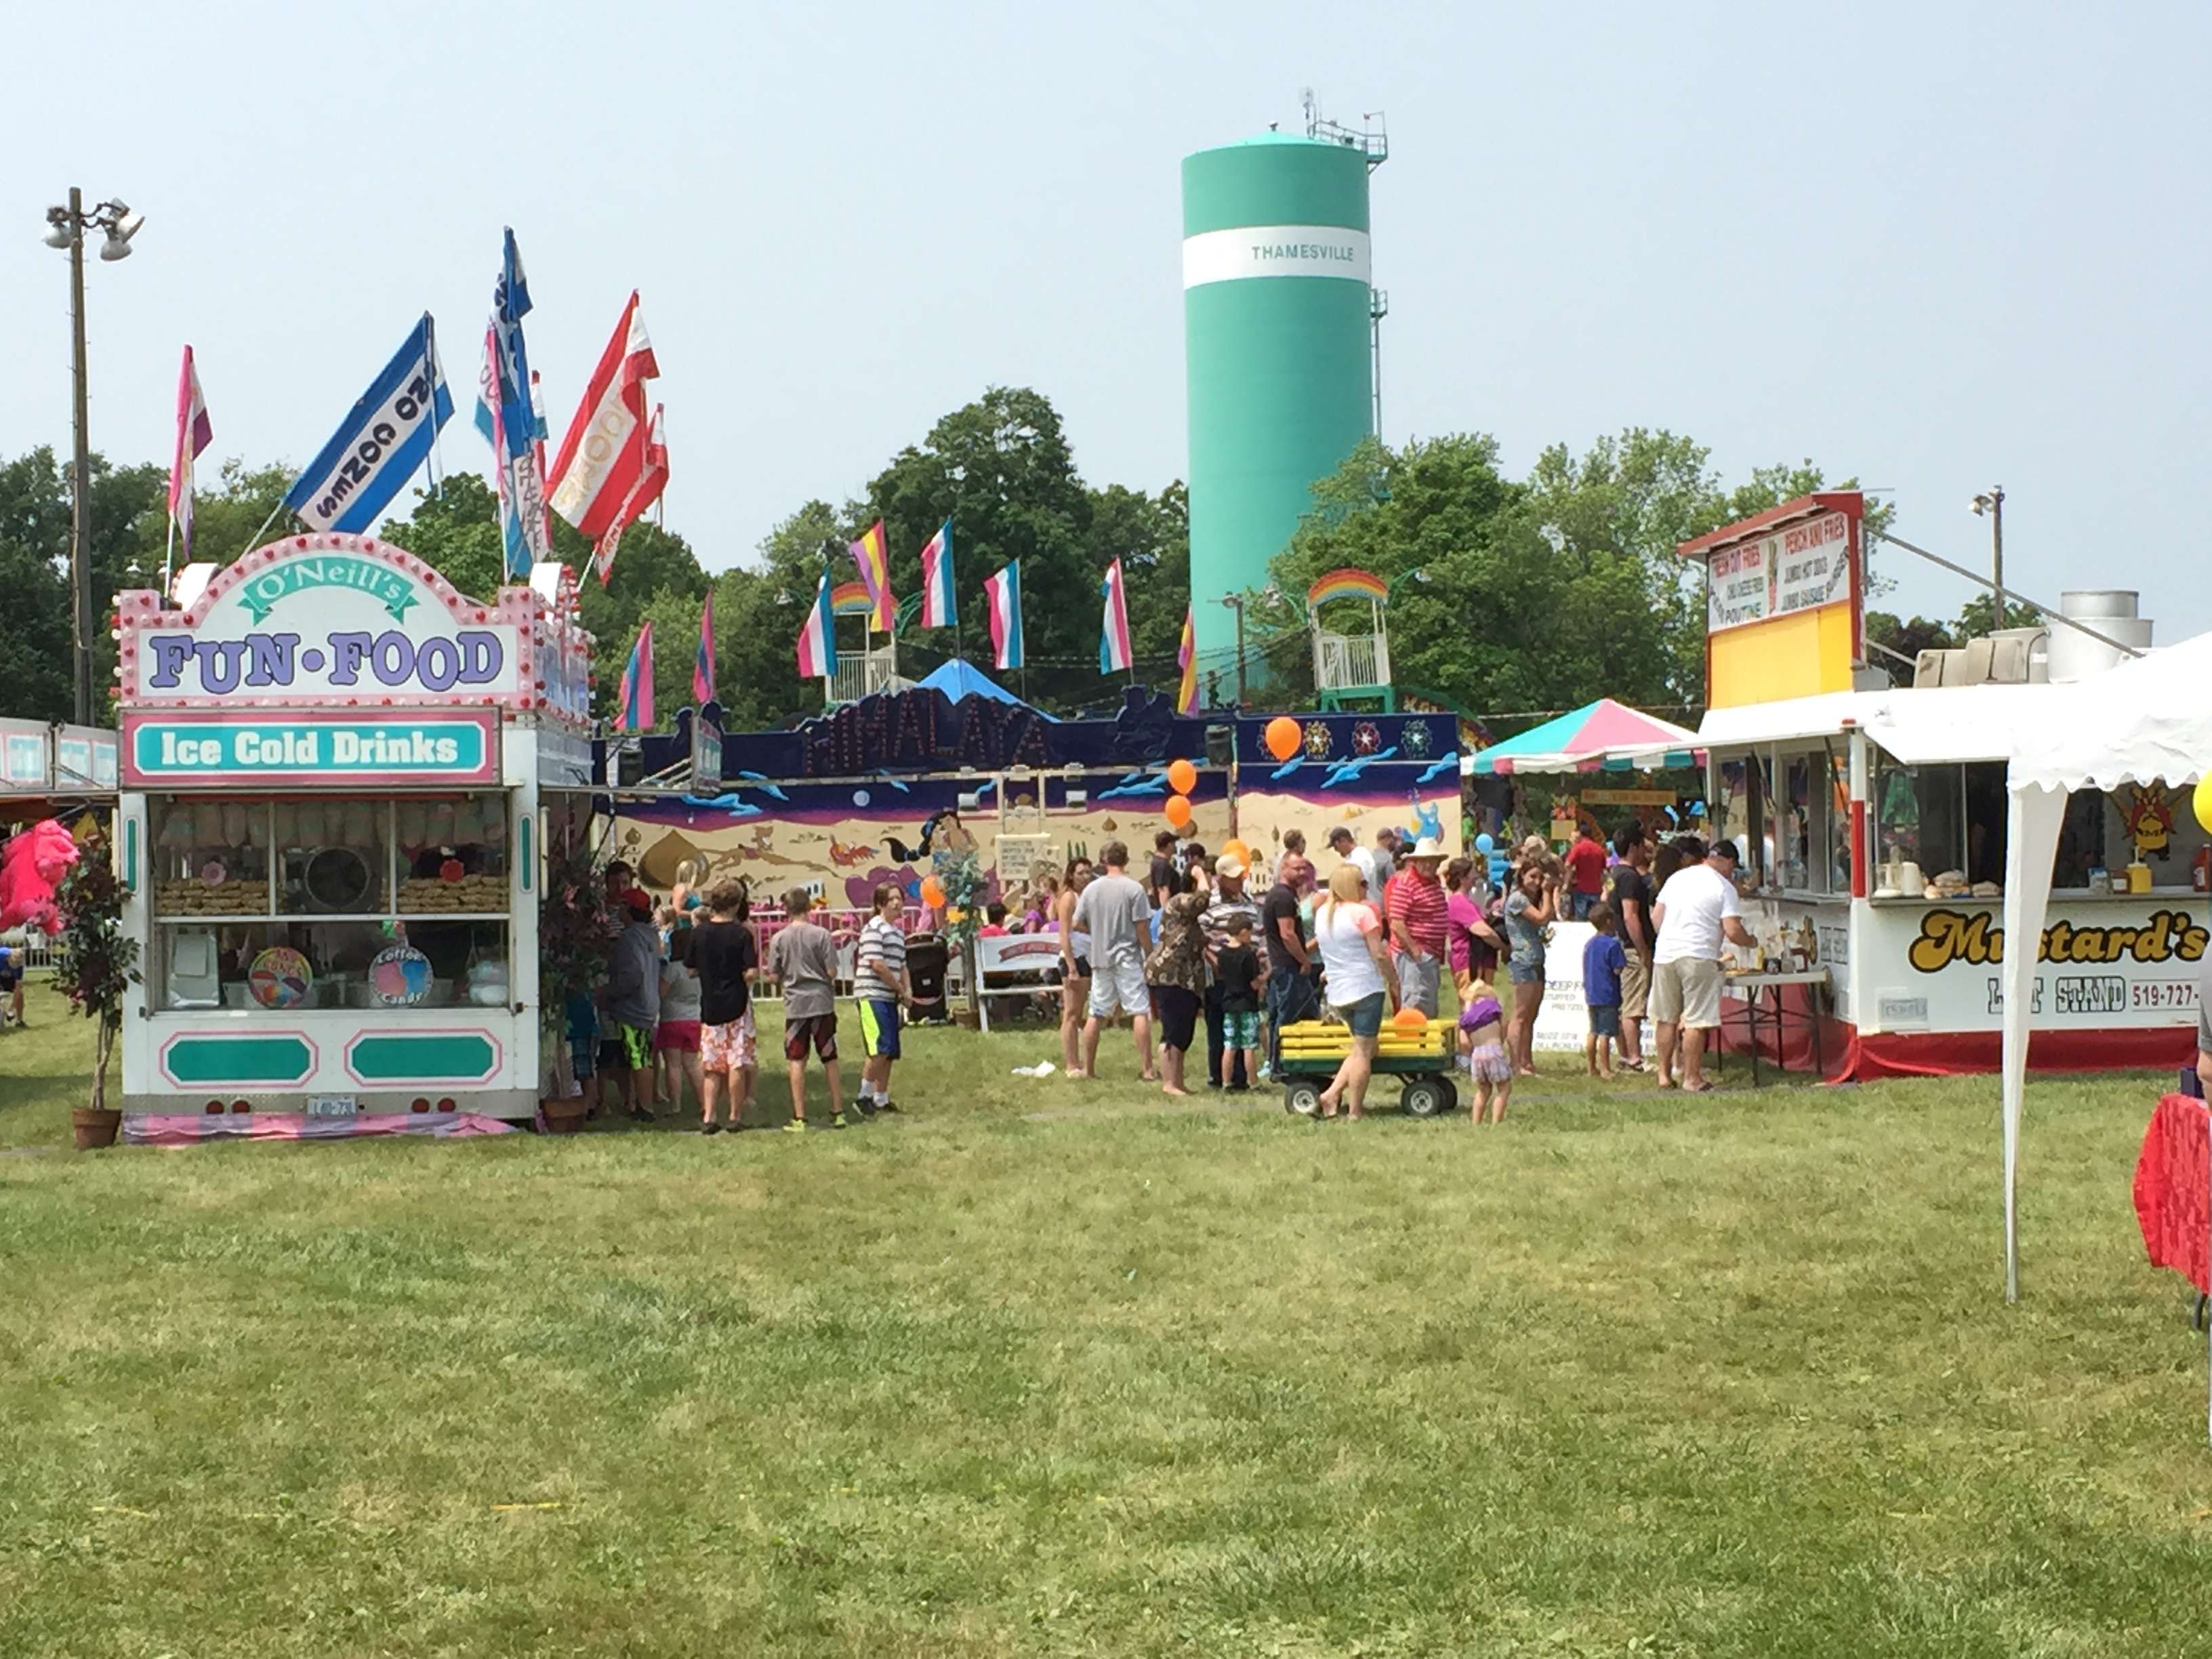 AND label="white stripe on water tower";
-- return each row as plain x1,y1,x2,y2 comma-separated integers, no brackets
1182,225,1373,289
